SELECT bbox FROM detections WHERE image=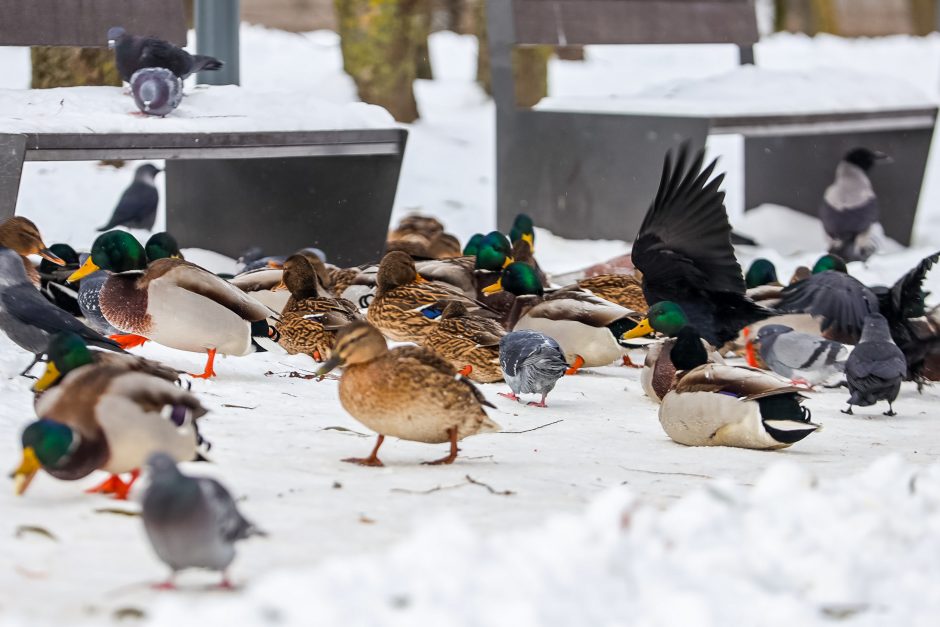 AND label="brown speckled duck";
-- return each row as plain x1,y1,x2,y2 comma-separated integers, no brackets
576,273,648,311
425,301,505,383
0,216,65,286
317,321,500,466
